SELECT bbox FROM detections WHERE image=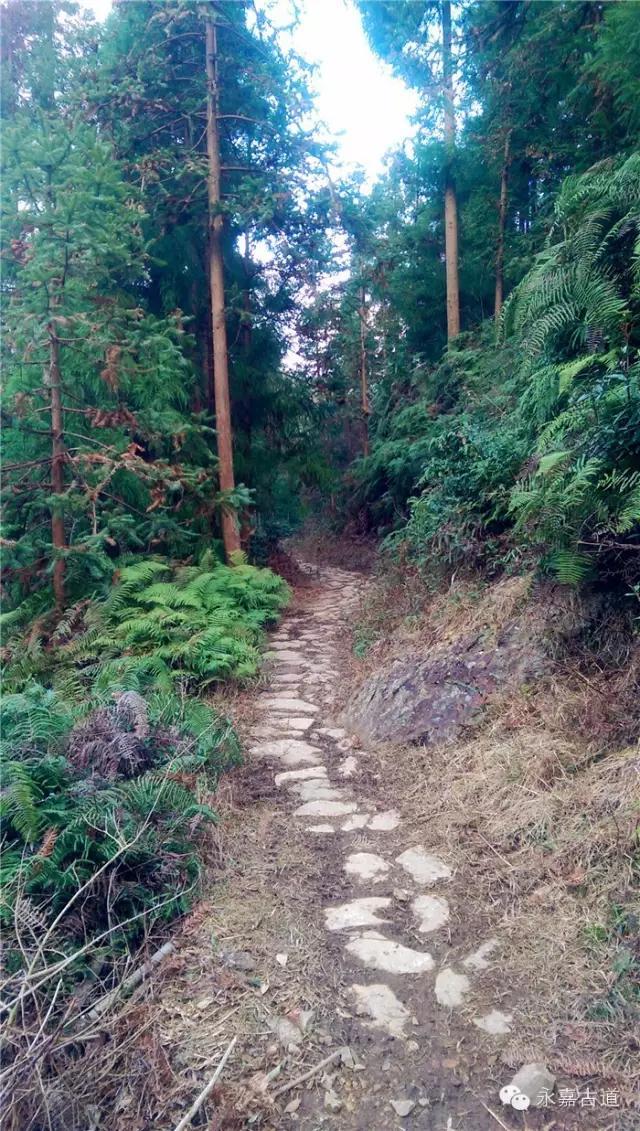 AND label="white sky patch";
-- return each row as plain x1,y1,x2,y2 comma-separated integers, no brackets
271,0,417,180
80,0,416,182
